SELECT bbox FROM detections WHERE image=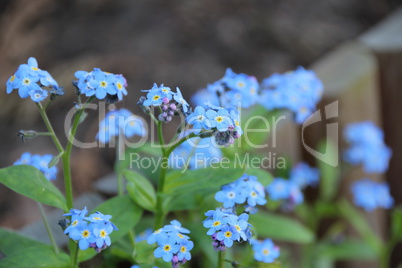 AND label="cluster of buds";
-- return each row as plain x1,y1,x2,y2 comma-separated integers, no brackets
159,97,178,123
211,232,227,251
214,126,240,147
